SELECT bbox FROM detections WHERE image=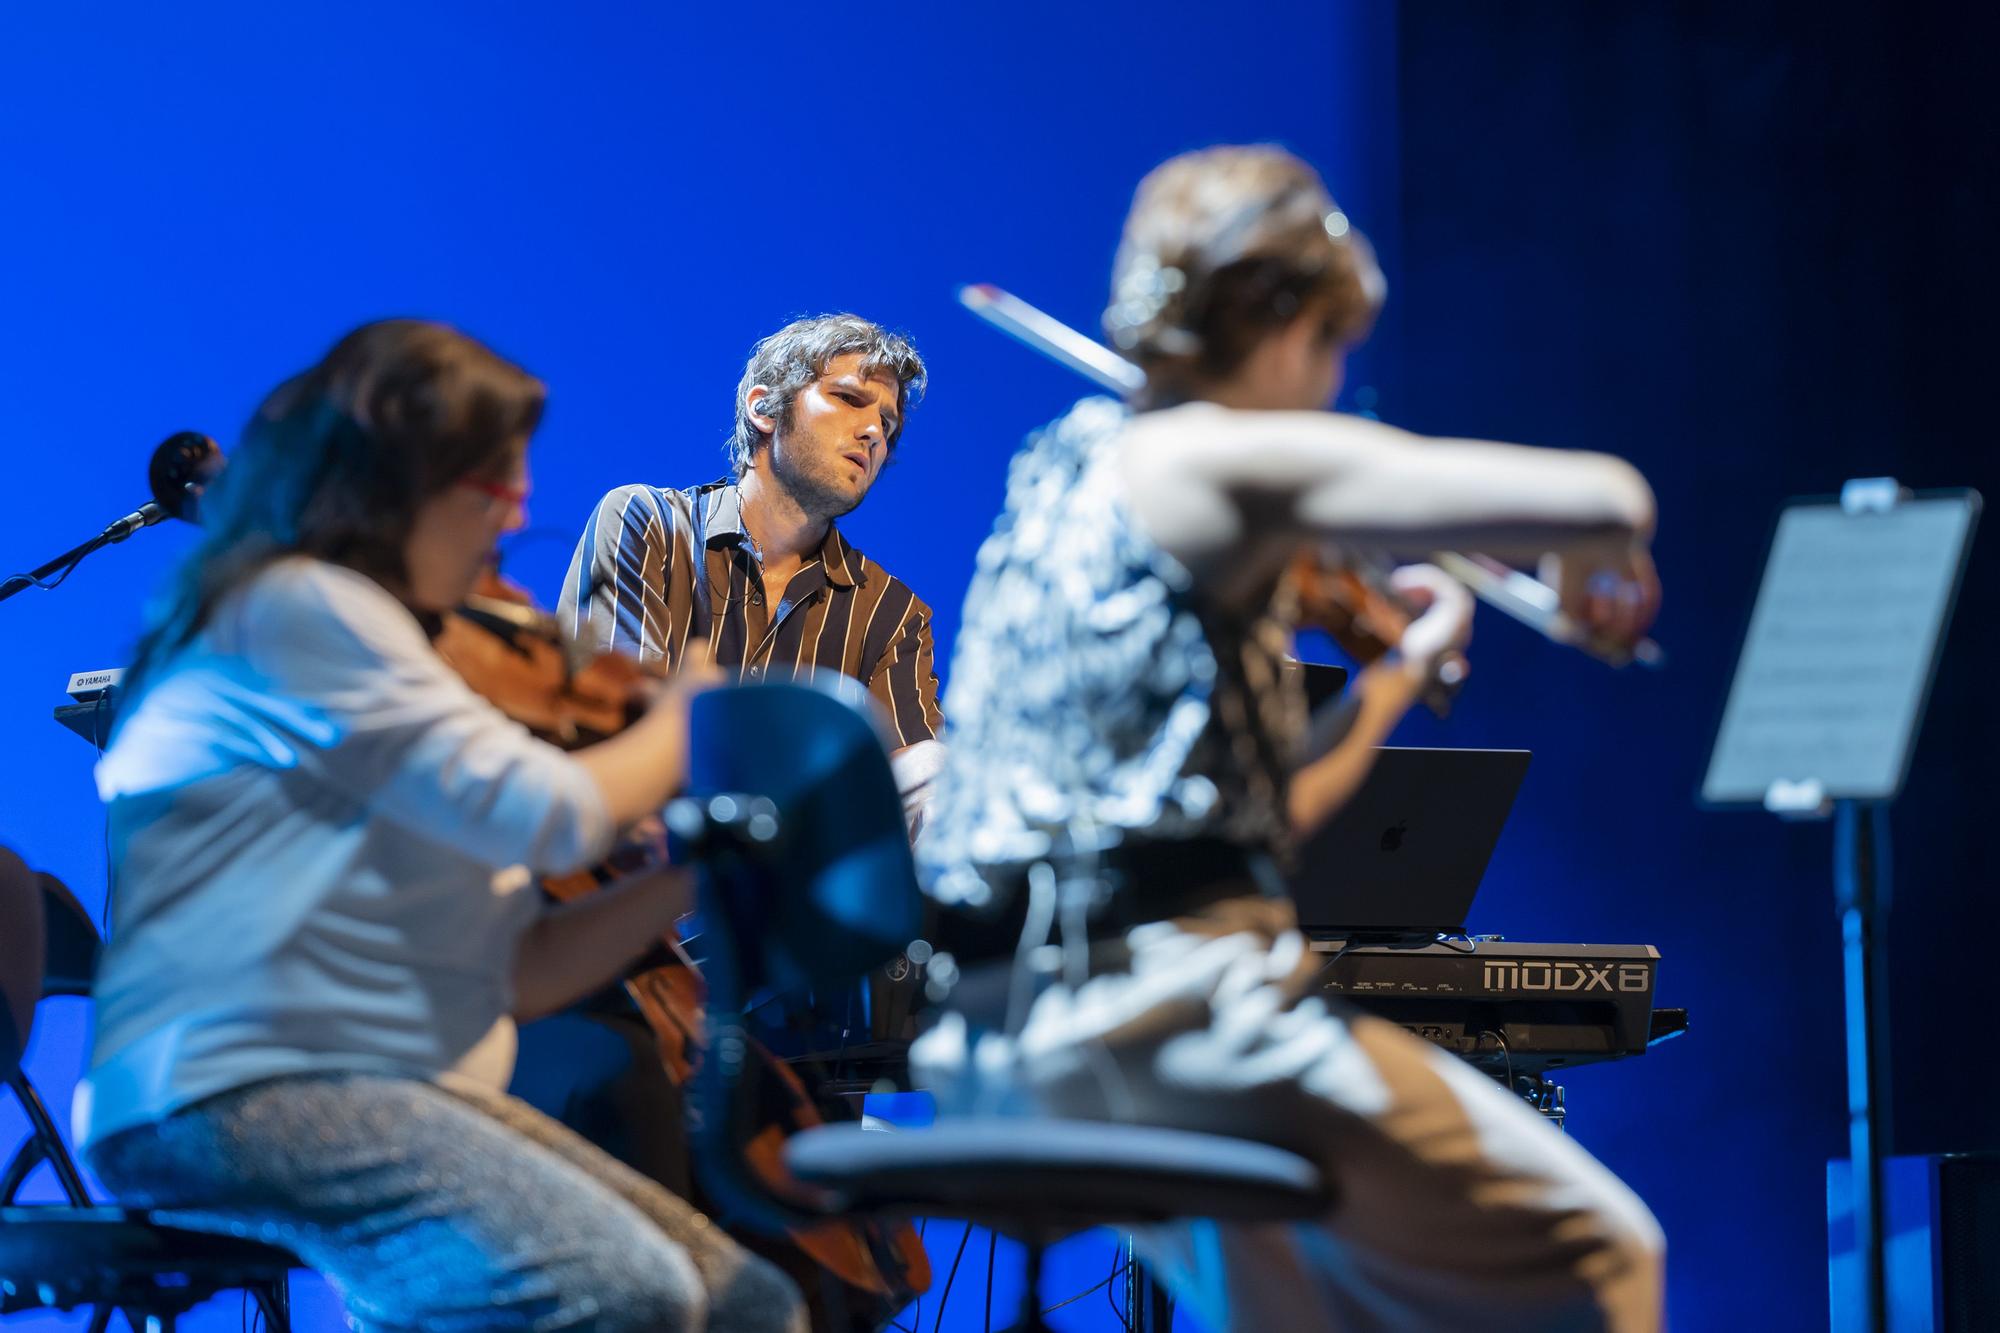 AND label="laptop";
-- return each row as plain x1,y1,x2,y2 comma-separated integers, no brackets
1281,659,1349,712
1288,747,1532,939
